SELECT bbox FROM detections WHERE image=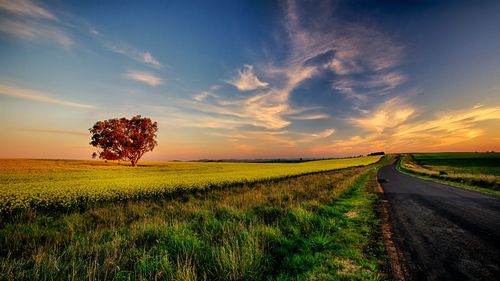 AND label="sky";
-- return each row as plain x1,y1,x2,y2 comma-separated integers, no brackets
0,0,499,160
